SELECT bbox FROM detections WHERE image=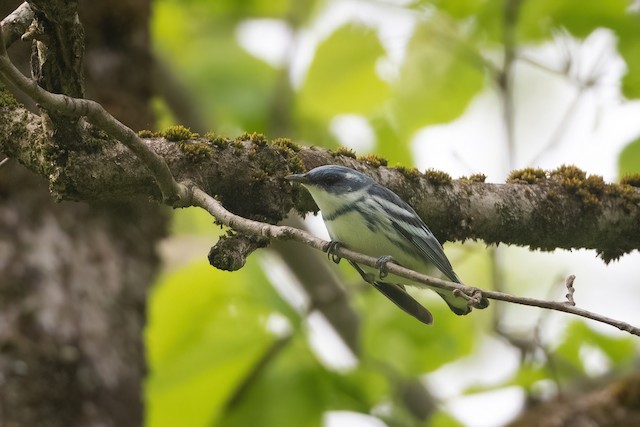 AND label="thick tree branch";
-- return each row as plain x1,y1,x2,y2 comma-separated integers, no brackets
189,186,640,336
2,90,640,259
3,83,640,262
